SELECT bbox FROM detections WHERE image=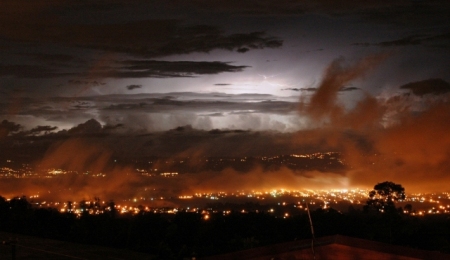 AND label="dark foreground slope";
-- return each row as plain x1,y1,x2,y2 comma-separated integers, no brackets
0,231,153,260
